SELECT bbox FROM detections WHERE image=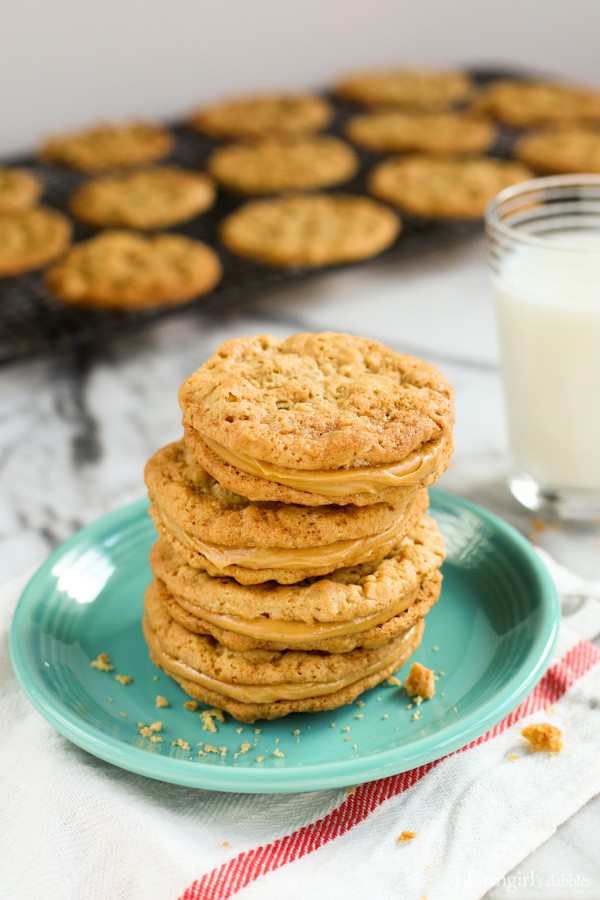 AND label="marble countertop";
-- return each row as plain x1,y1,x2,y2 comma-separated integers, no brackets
2,233,598,895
